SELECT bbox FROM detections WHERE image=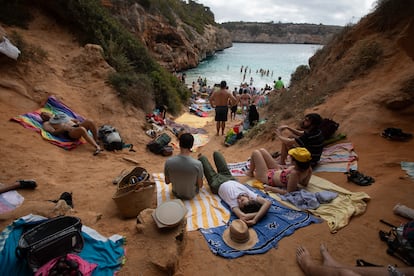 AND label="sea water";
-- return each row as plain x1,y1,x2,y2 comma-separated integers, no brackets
183,43,322,90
